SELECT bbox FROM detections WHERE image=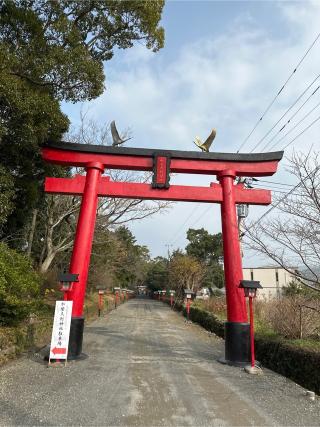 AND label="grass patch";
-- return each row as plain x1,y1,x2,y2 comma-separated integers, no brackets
254,319,278,338
285,338,320,352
